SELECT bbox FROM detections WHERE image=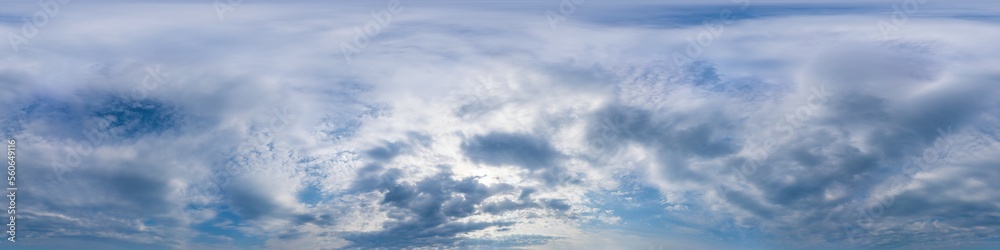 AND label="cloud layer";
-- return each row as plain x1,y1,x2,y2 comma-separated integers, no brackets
2,1,1000,249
